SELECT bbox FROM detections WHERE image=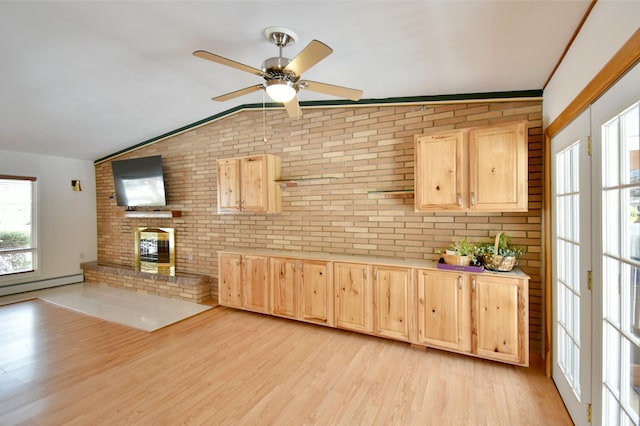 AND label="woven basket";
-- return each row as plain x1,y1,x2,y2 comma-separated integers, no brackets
484,232,519,272
442,253,472,266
